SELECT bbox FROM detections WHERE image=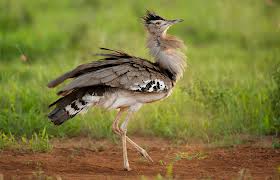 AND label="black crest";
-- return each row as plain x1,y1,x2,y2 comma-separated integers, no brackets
142,10,165,24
